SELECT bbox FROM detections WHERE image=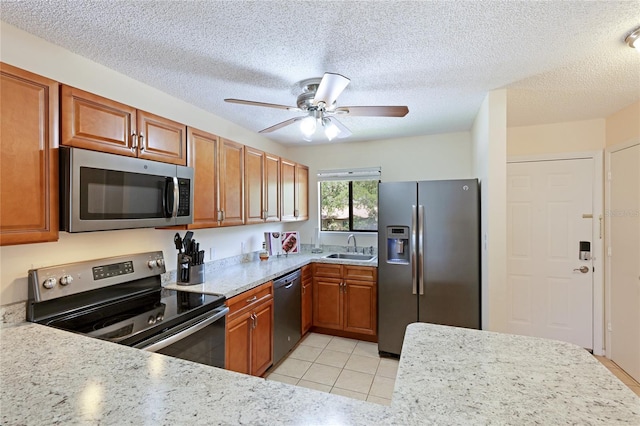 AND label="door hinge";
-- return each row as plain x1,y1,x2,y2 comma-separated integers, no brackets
607,247,612,257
